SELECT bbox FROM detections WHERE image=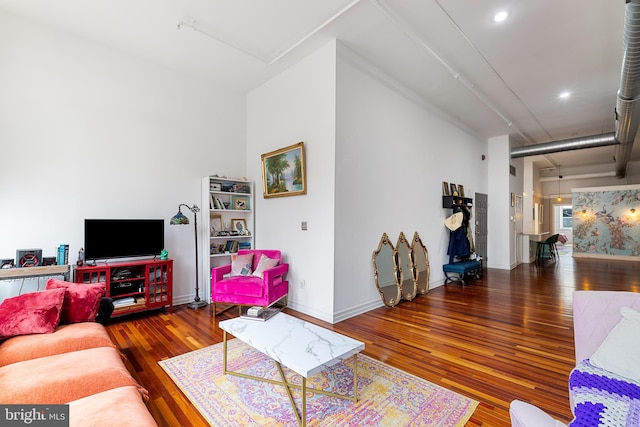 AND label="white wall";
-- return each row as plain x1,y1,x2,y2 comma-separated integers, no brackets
487,135,512,269
335,47,488,321
0,10,247,304
246,41,337,323
247,41,489,323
